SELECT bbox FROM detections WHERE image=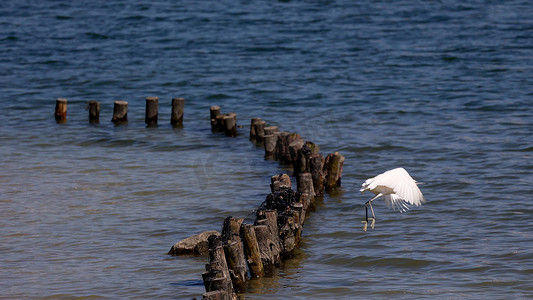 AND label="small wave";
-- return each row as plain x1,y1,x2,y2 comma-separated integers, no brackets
85,32,109,39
